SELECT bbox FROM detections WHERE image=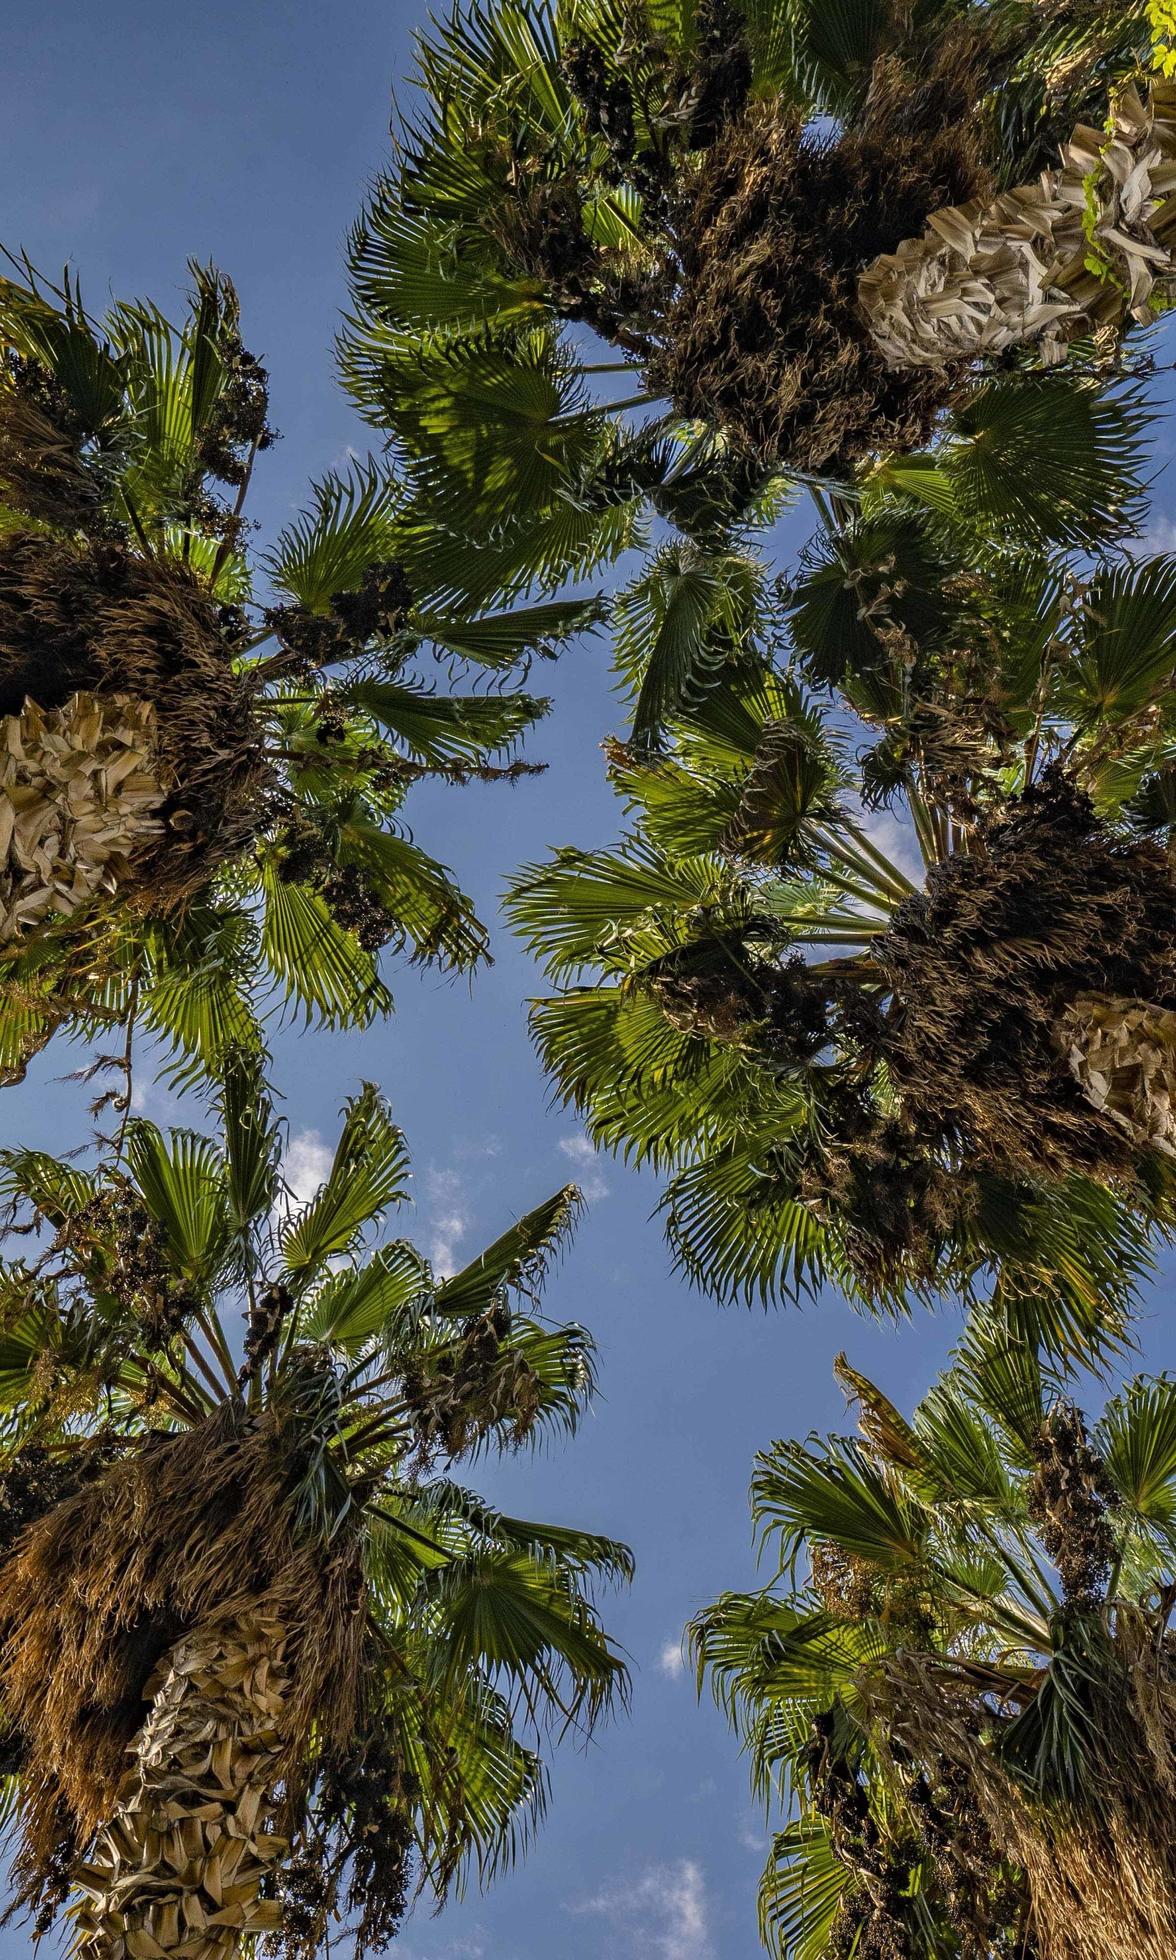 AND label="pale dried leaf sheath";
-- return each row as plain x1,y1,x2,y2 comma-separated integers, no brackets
859,82,1176,369
0,693,166,951
1059,994,1176,1157
70,1616,290,1960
